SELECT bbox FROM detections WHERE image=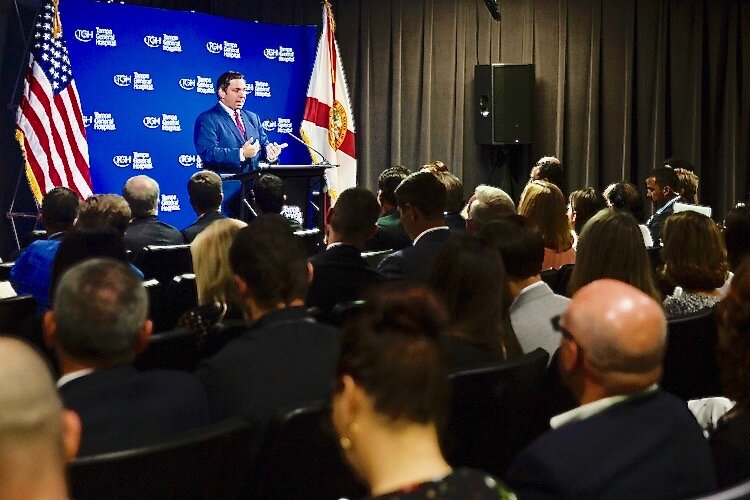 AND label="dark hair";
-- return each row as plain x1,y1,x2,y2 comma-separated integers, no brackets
217,71,244,94
569,188,607,234
605,181,646,223
75,194,132,234
648,166,680,192
50,226,130,303
336,283,450,425
663,156,694,171
432,170,464,213
41,187,80,227
395,171,447,219
717,258,750,406
428,234,522,357
377,166,411,207
534,158,566,198
480,215,544,281
661,211,727,290
54,258,147,363
568,210,660,300
723,206,750,272
188,170,223,213
229,214,308,308
330,188,380,241
252,174,285,214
